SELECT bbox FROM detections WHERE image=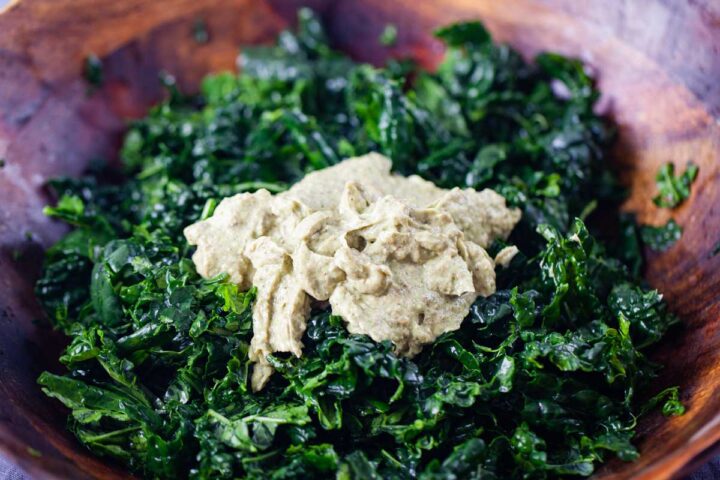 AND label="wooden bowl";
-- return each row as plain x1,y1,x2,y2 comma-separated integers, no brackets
0,1,718,478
